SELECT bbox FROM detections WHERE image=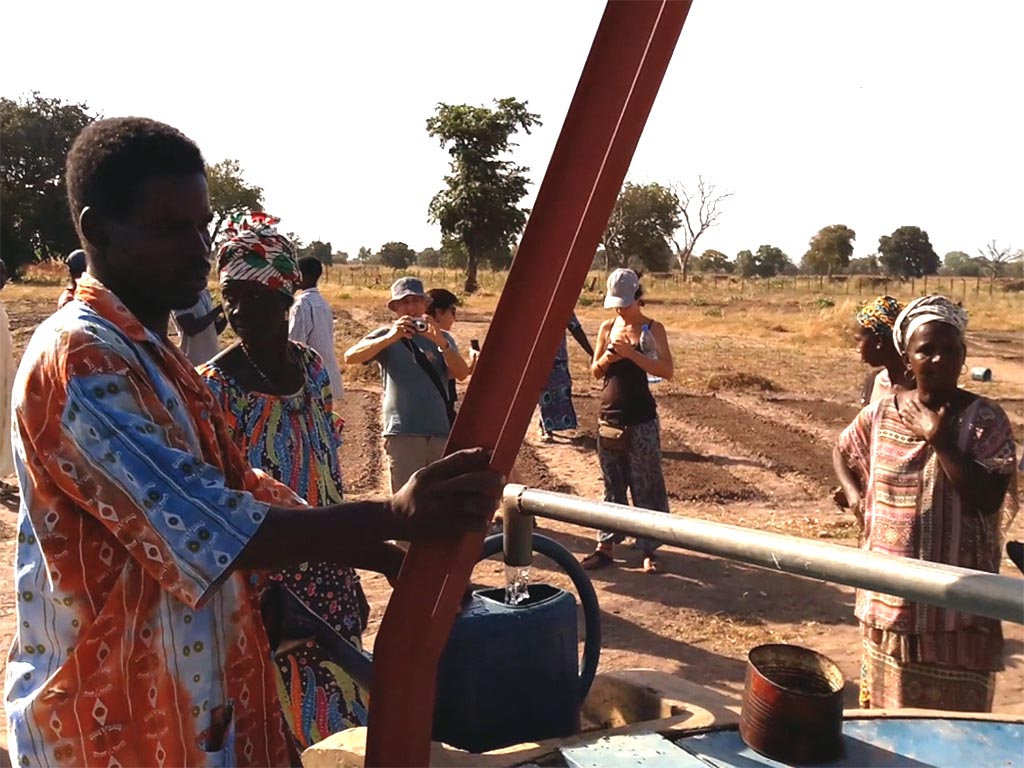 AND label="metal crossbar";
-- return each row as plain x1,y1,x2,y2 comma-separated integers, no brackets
504,484,1024,625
